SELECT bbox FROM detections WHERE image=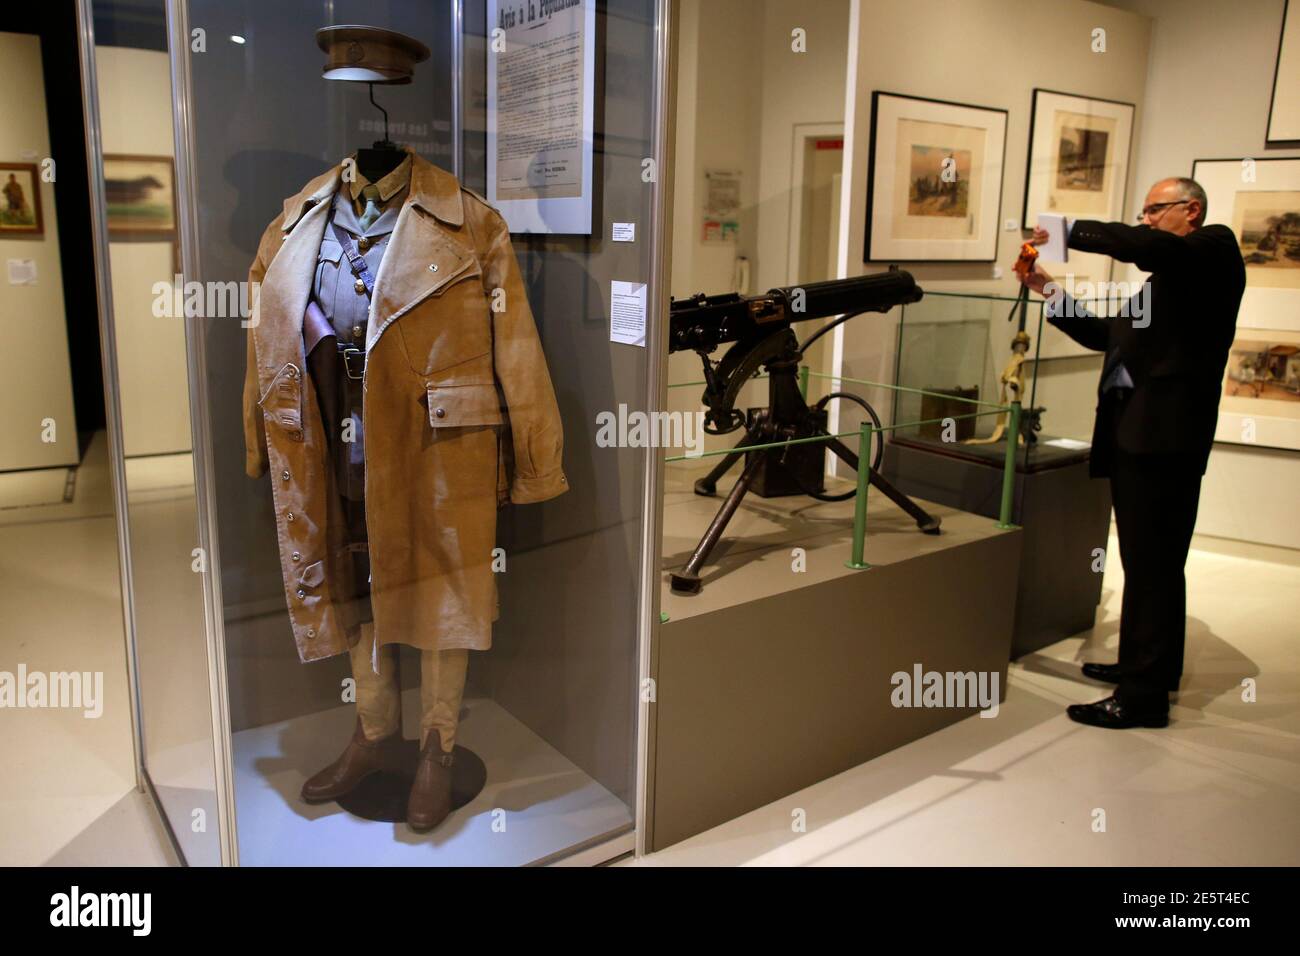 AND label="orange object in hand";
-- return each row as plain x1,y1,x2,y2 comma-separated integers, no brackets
1013,242,1039,279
